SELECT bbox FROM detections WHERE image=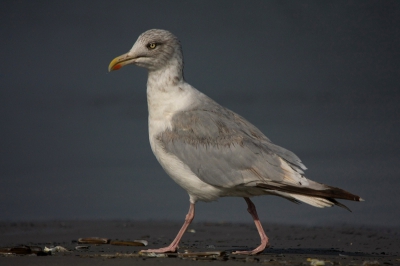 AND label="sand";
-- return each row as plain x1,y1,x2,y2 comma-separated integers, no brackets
0,220,399,265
